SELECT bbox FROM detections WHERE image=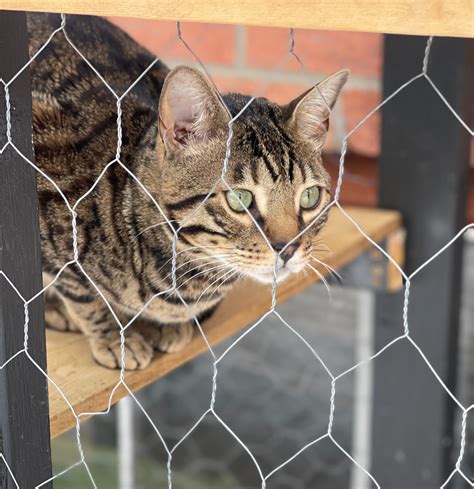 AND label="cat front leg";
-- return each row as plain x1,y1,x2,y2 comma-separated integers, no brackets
133,320,195,353
56,291,154,370
87,327,154,370
45,287,80,332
